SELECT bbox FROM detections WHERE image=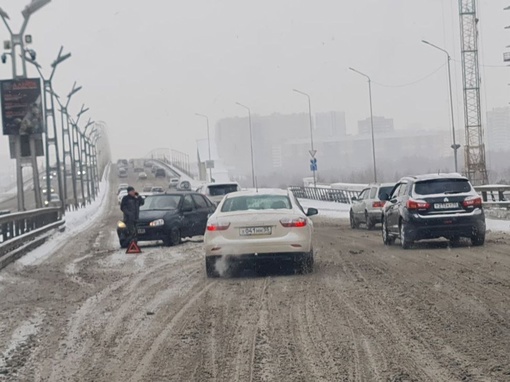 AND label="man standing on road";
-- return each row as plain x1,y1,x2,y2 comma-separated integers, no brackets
120,186,144,243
